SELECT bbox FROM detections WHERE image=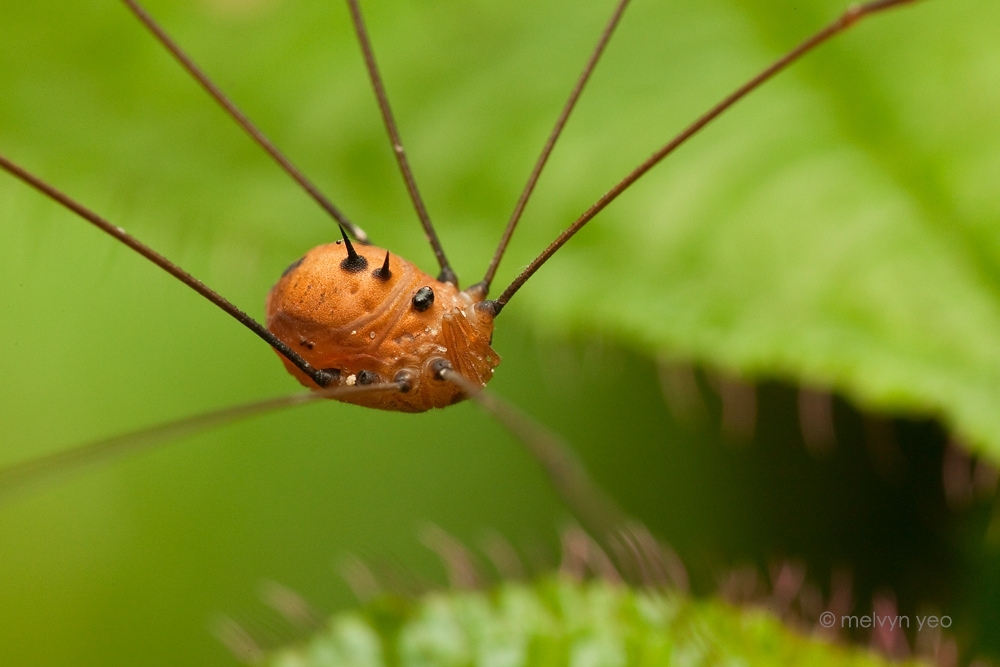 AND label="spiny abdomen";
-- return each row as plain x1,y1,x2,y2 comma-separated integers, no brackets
266,239,499,412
